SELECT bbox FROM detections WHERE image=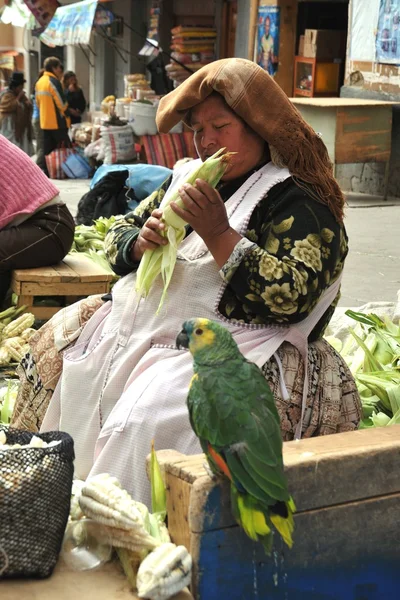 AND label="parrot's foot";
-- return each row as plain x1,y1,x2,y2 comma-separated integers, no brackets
203,461,218,481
